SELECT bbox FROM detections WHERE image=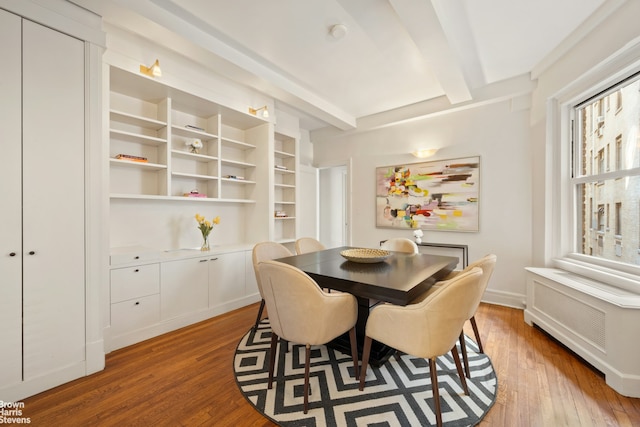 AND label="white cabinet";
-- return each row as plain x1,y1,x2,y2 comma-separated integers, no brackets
160,258,209,320
107,248,261,351
208,251,246,307
0,11,86,398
